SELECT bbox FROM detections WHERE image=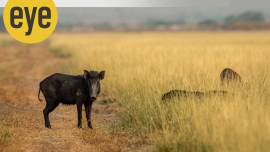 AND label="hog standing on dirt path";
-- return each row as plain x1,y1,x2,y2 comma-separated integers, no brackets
38,70,105,129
